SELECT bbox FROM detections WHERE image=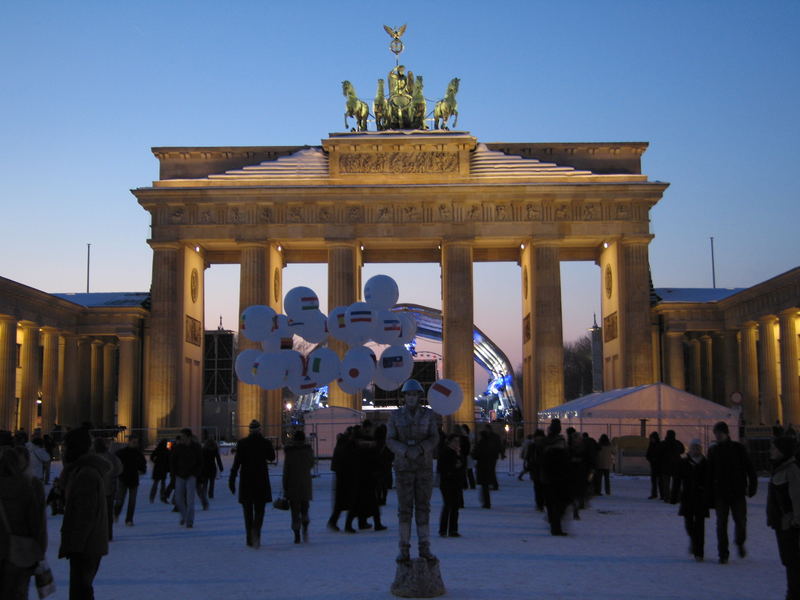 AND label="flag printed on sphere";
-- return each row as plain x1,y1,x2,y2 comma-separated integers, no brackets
336,314,346,329
432,382,452,397
310,357,322,373
300,296,318,311
350,310,373,323
383,355,404,368
383,318,401,332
